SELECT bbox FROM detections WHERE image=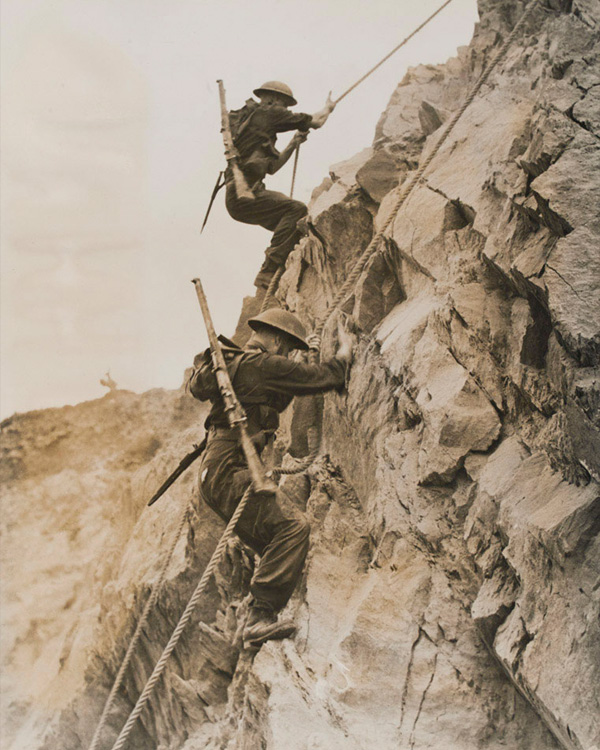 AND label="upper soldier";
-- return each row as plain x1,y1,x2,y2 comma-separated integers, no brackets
226,82,335,288
189,308,354,648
